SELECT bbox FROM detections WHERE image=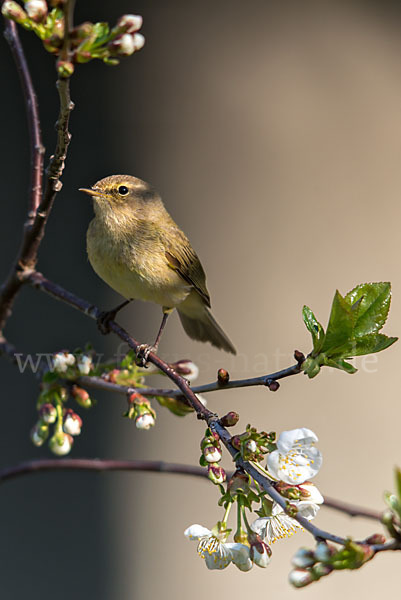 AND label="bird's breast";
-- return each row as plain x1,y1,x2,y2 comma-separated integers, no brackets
86,218,190,308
